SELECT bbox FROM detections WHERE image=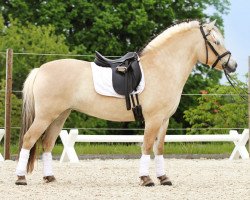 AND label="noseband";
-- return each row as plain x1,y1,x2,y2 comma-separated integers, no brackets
200,25,231,69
